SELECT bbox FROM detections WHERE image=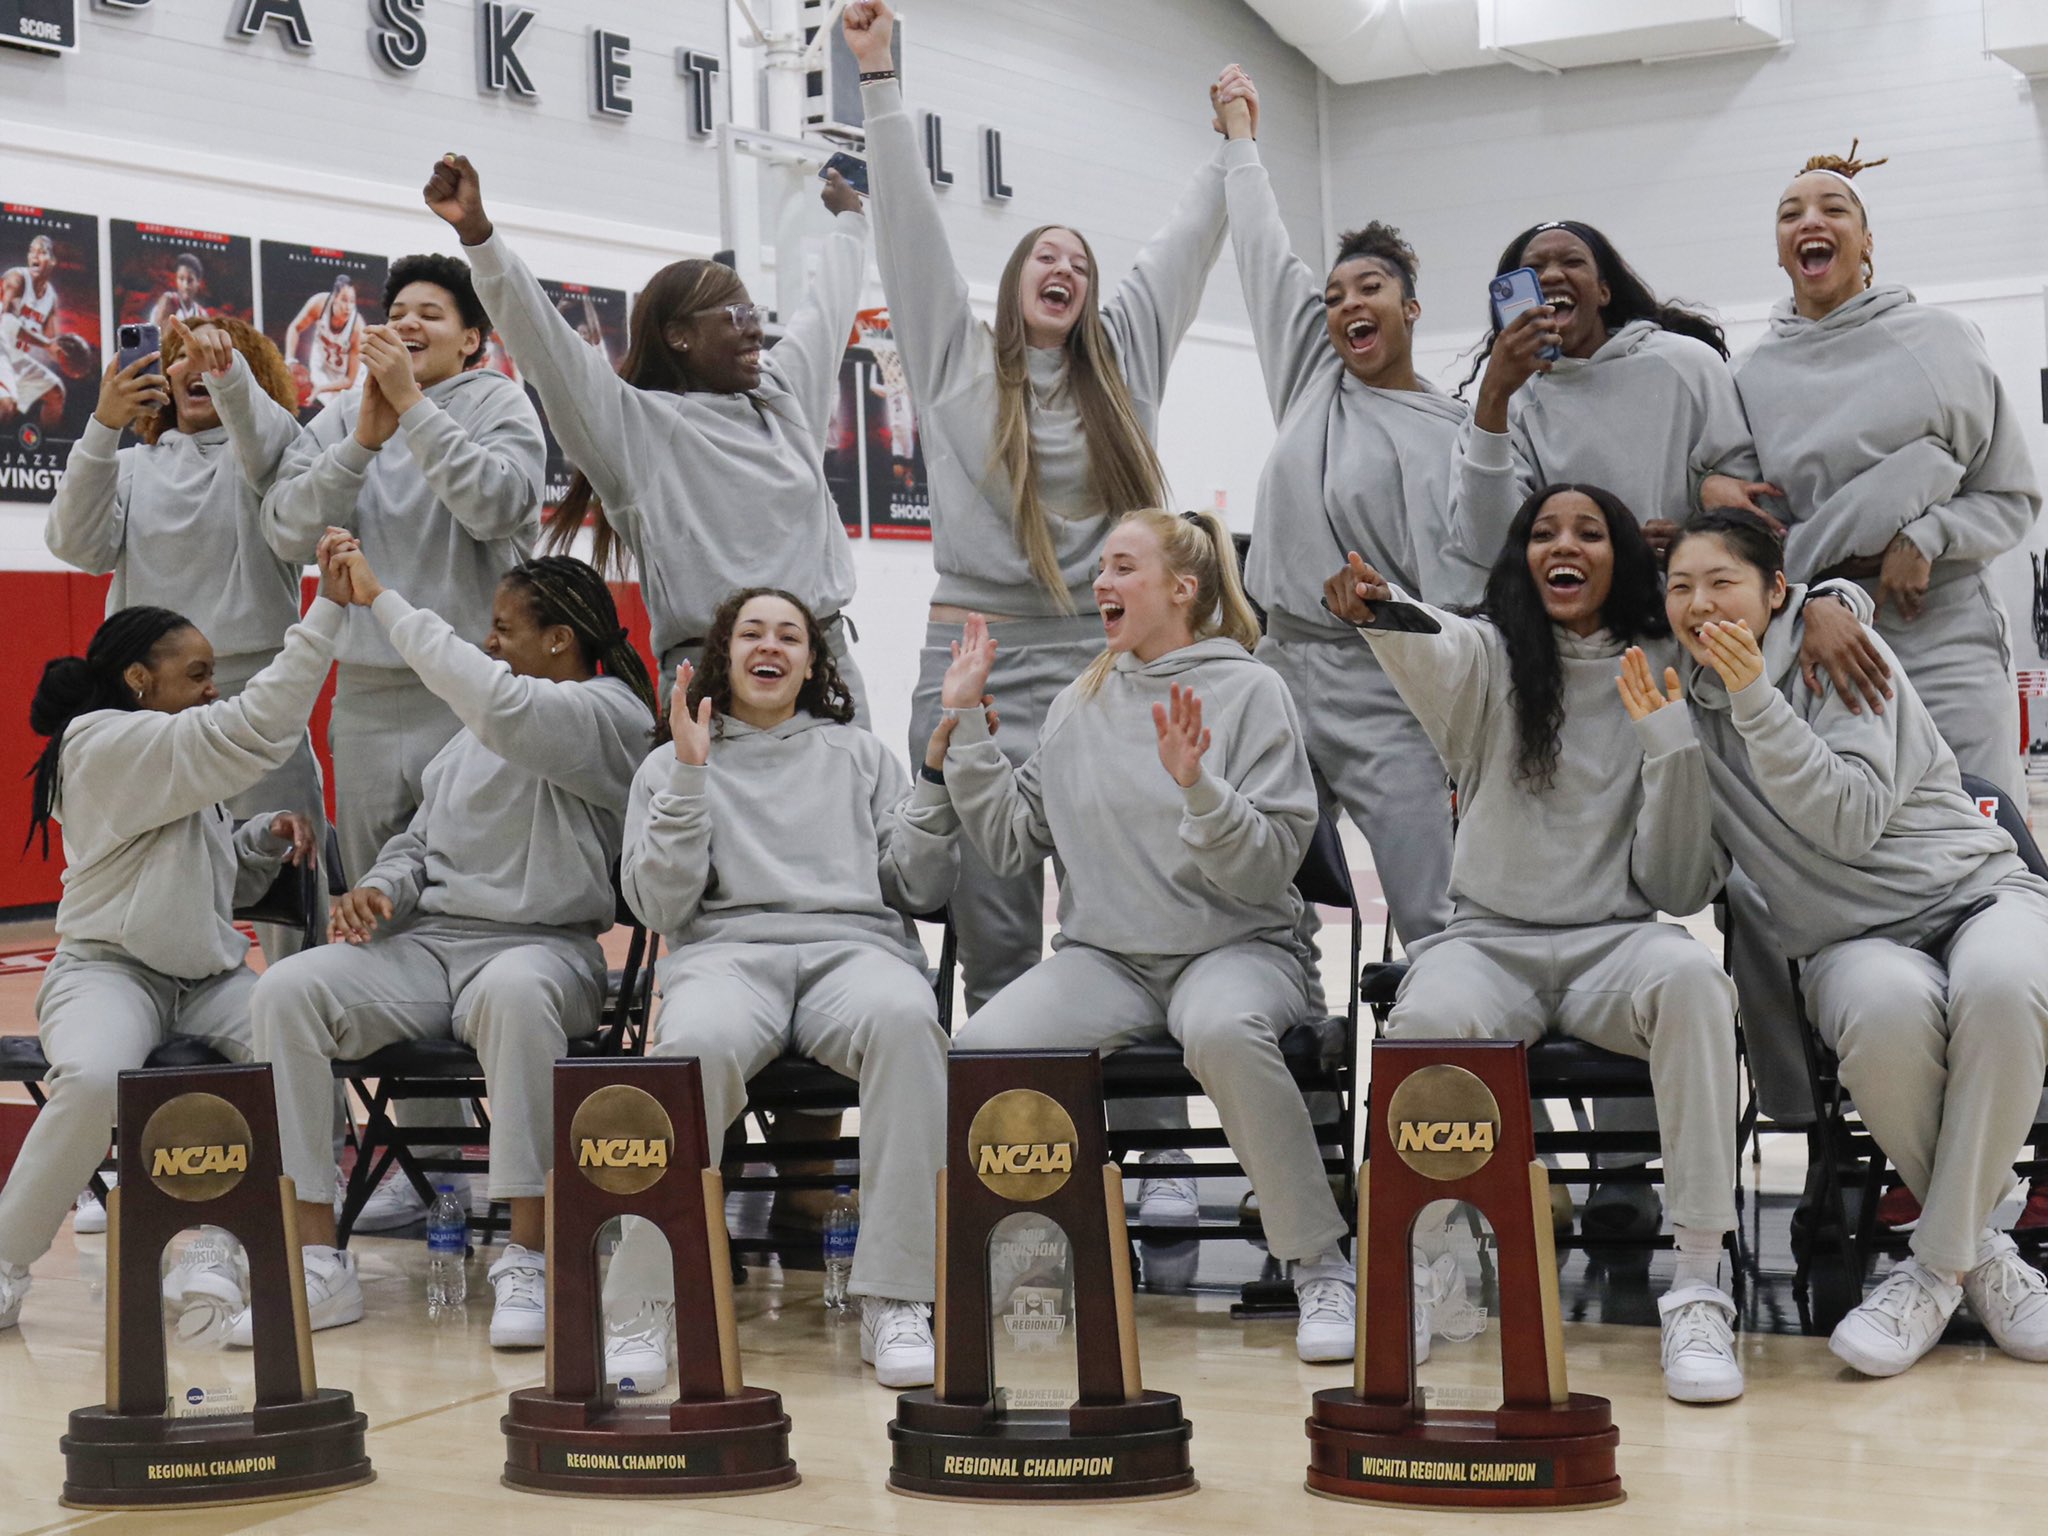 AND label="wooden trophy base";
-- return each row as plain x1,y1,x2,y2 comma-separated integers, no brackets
60,1388,372,1509
888,1389,1195,1502
501,1384,797,1497
1305,1389,1622,1510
